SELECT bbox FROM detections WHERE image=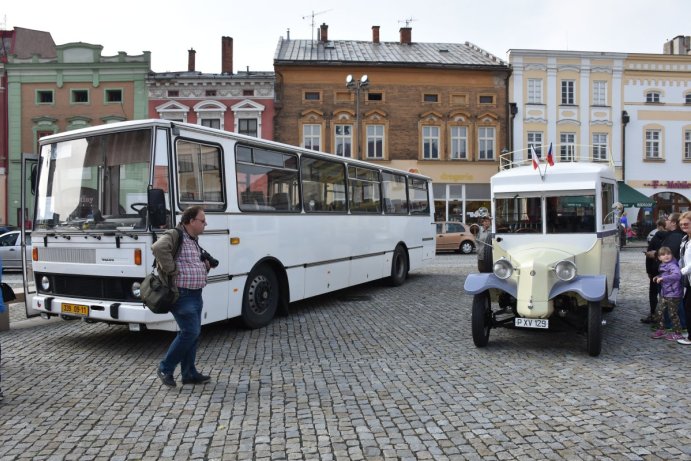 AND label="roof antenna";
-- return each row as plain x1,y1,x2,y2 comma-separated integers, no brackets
302,9,332,42
398,17,417,27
